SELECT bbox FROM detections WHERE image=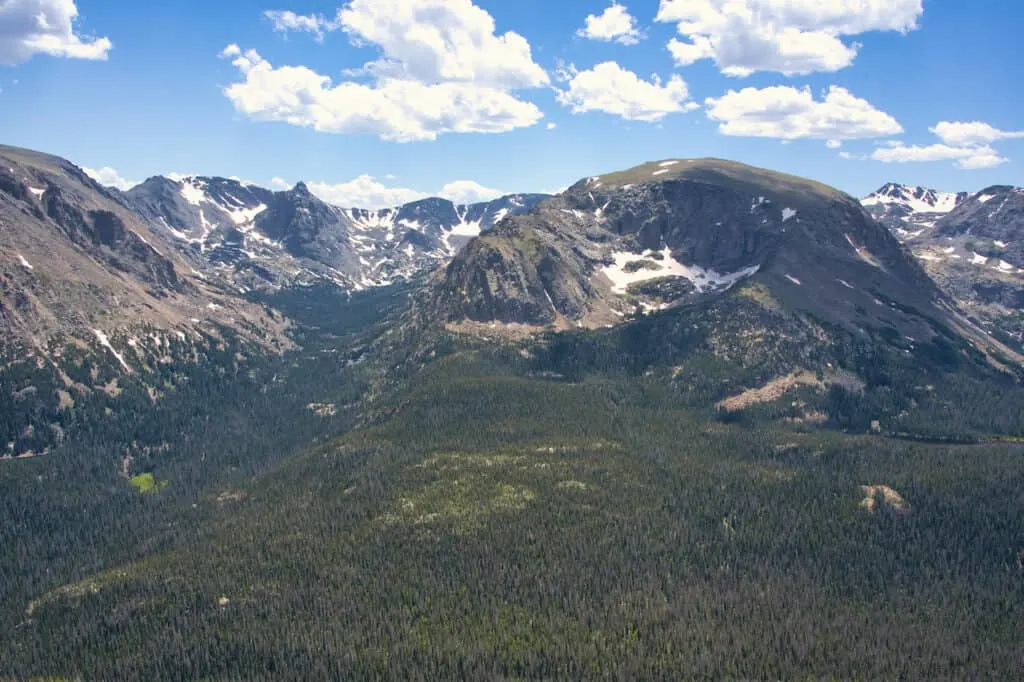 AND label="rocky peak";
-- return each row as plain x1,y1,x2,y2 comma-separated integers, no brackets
863,183,967,214
427,159,943,339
